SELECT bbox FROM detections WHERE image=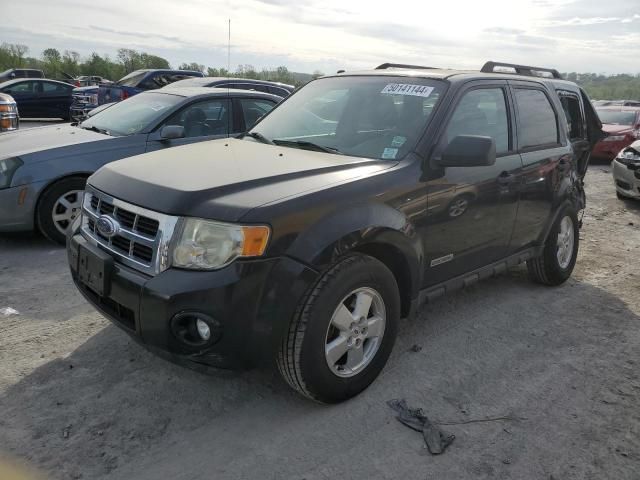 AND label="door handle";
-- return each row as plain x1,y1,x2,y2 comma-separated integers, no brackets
497,171,516,184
